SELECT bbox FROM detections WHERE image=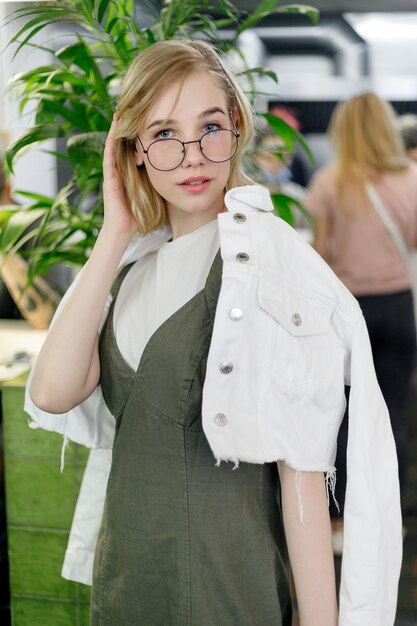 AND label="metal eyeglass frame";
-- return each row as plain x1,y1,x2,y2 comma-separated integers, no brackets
137,117,240,172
